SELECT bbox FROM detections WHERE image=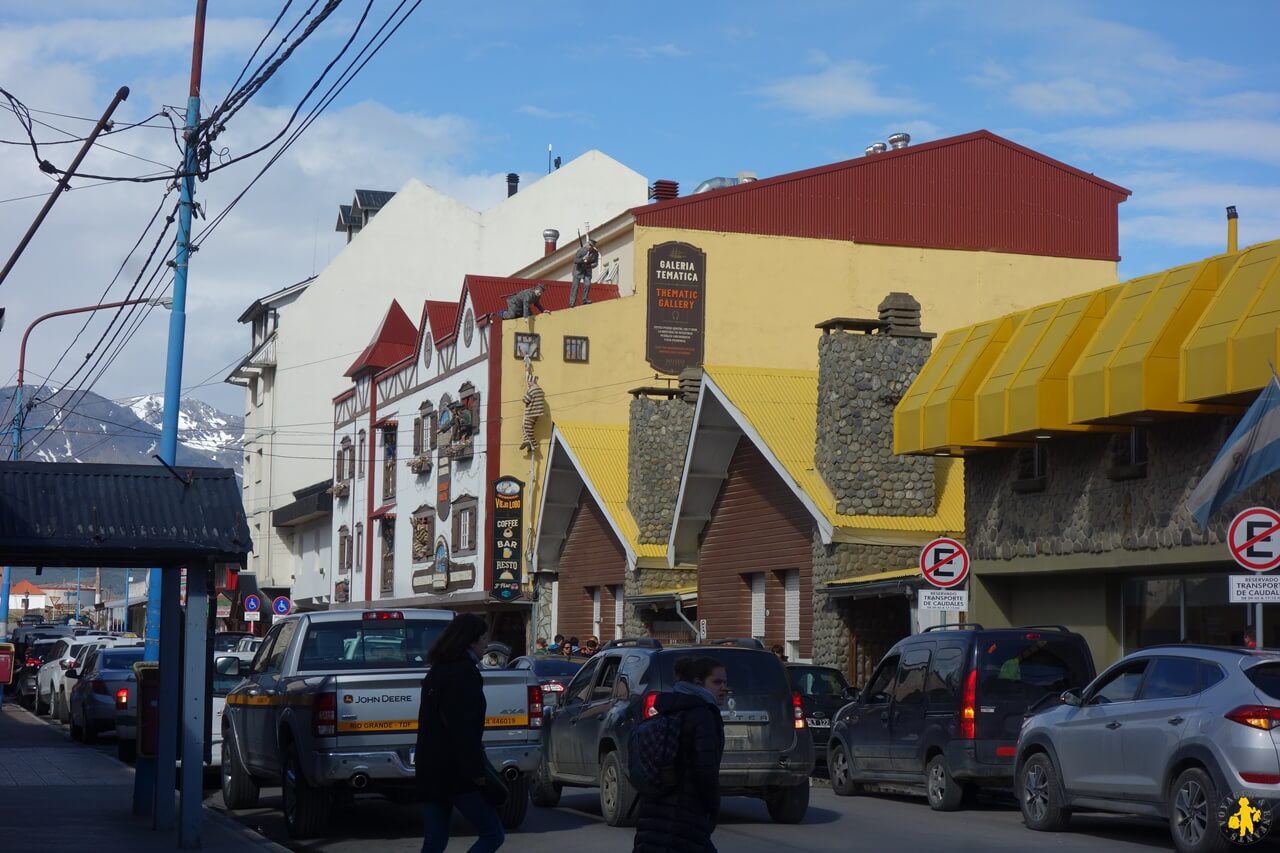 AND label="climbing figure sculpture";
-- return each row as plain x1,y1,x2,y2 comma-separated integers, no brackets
569,238,599,307
521,373,546,454
500,284,549,319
